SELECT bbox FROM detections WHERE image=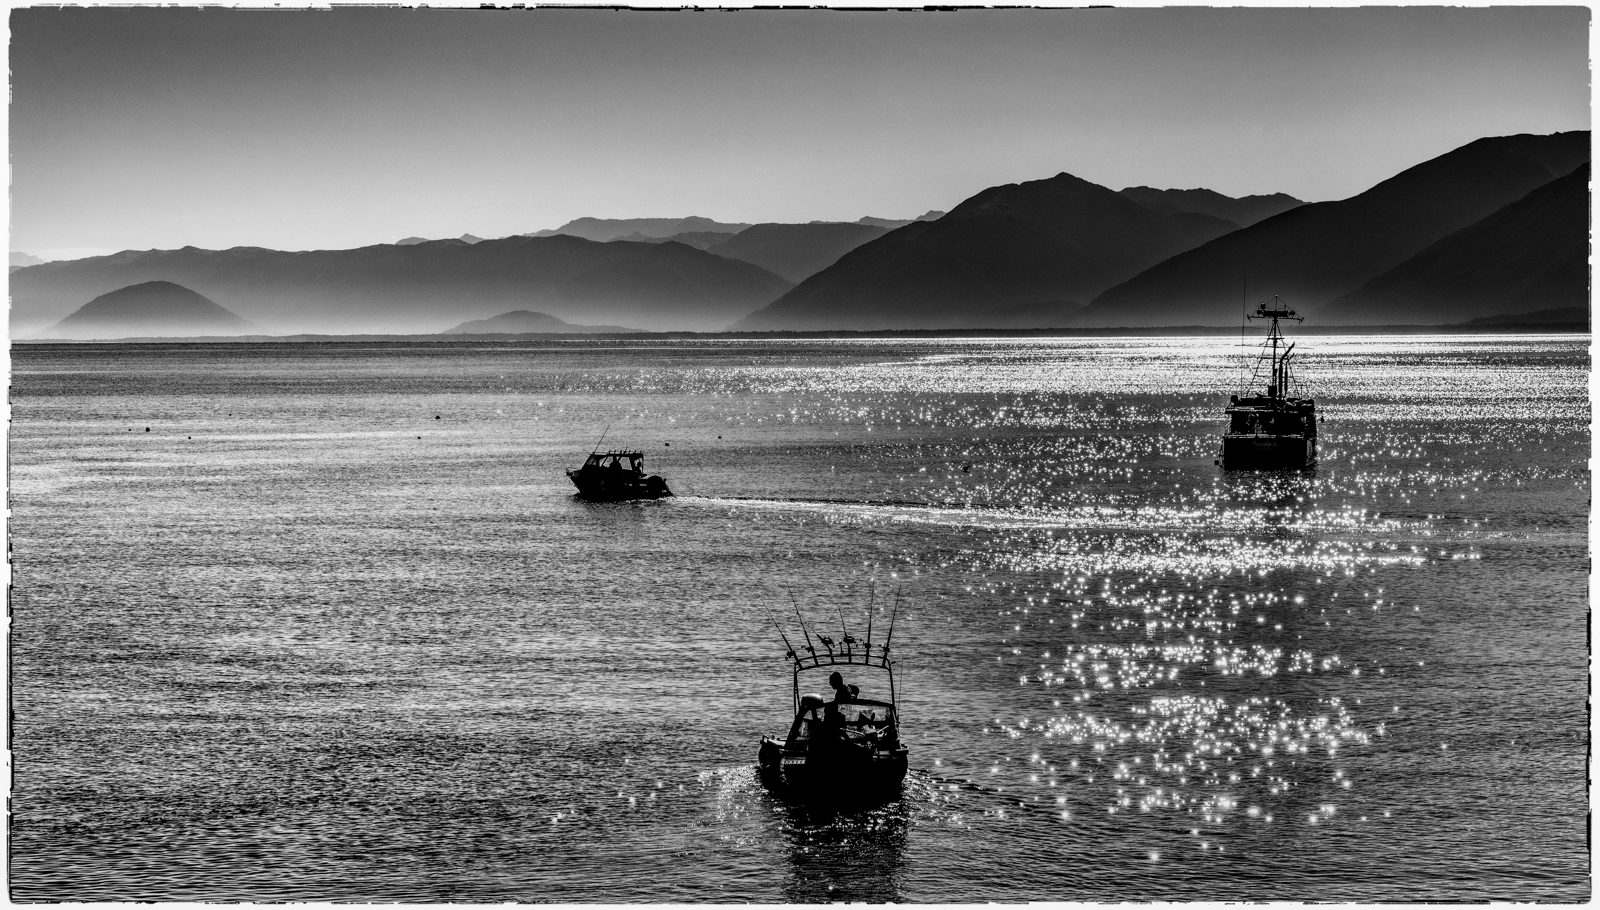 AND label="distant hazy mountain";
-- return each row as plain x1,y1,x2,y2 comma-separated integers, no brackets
1459,307,1588,327
855,211,945,229
36,280,264,339
11,251,44,267
11,236,793,335
1082,130,1590,326
1319,162,1590,325
530,216,752,243
707,222,890,283
617,230,740,250
459,233,484,244
731,172,1238,331
395,237,428,246
442,309,645,334
1119,187,1303,228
